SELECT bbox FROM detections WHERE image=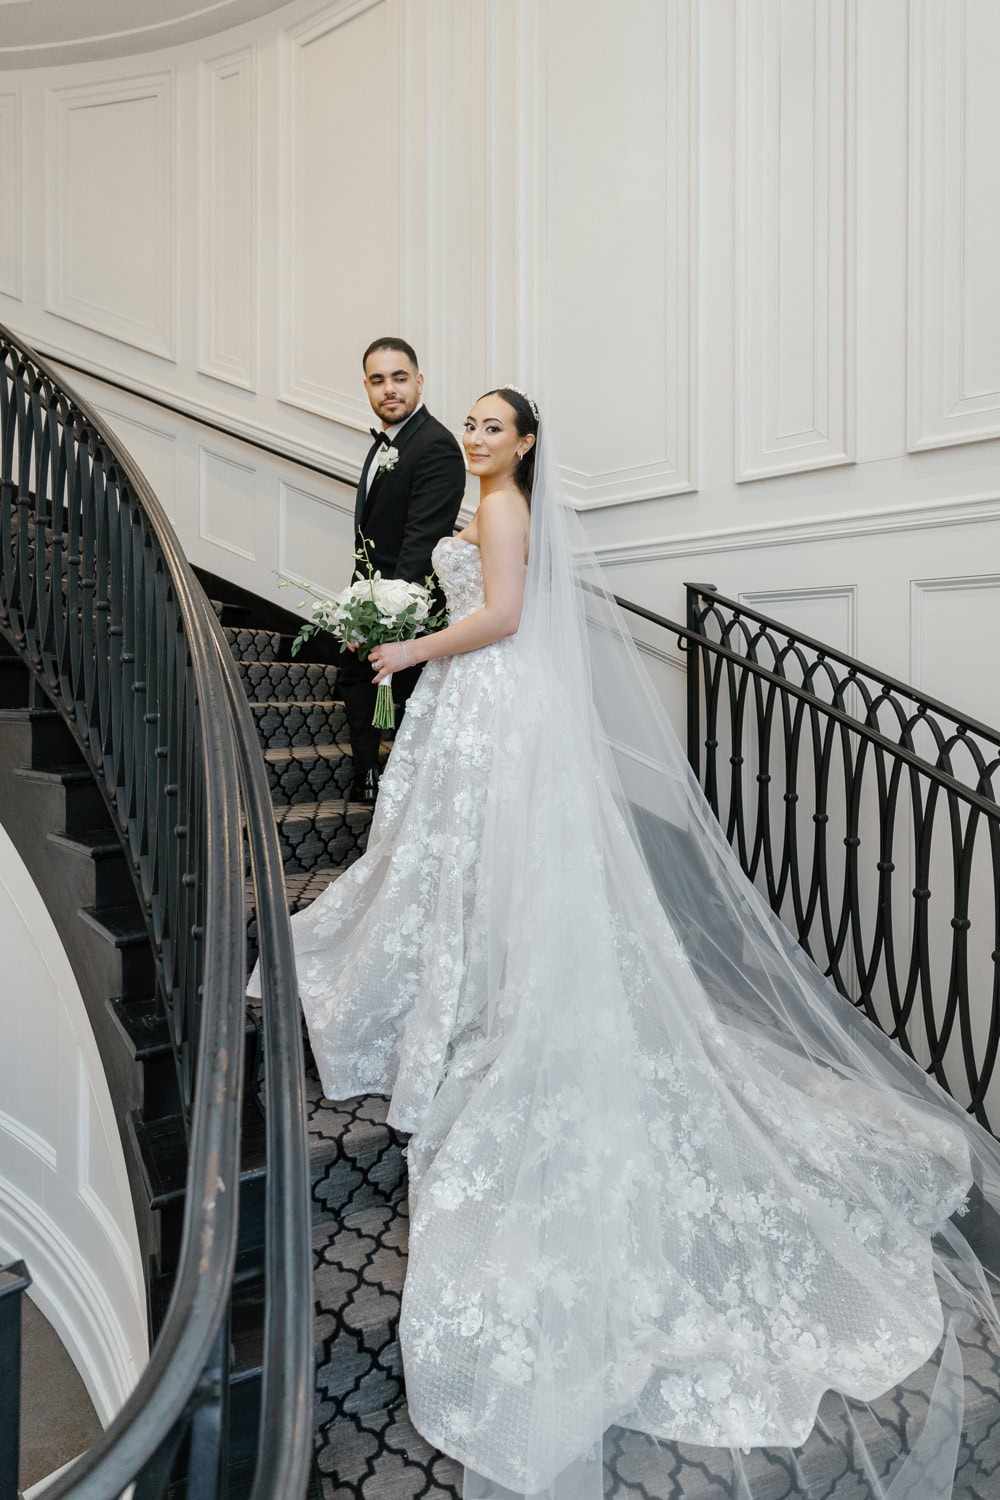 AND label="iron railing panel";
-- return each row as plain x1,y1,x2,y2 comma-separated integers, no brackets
0,325,311,1499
